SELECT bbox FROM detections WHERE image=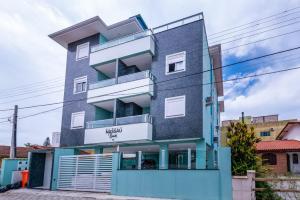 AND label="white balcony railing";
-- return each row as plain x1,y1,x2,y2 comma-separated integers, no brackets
89,78,116,90
152,13,203,34
91,30,153,53
86,118,114,129
86,114,152,129
89,70,153,90
116,114,152,126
